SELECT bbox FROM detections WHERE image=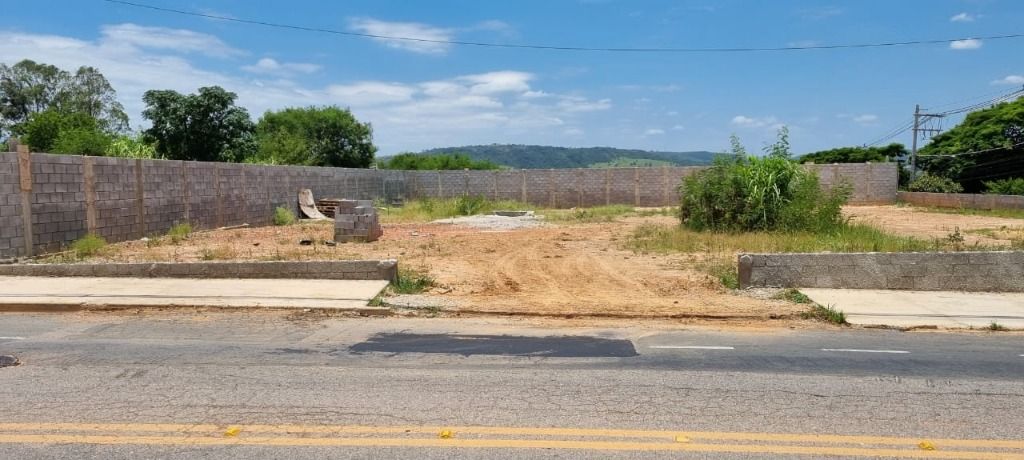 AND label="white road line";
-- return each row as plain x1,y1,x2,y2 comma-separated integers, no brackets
649,346,735,350
0,337,26,340
821,348,909,354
